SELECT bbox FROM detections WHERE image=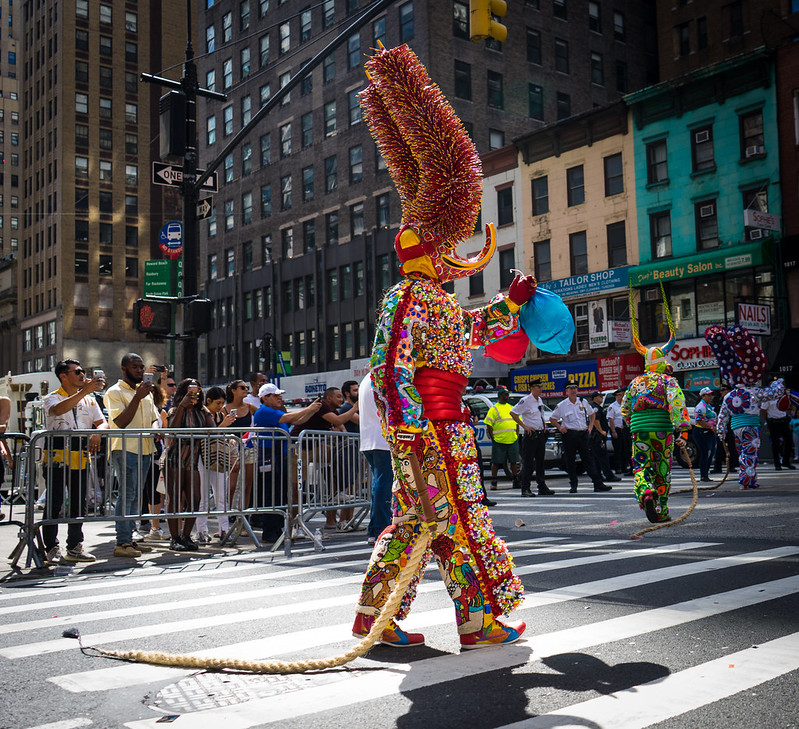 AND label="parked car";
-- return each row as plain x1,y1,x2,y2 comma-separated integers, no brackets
463,389,564,470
